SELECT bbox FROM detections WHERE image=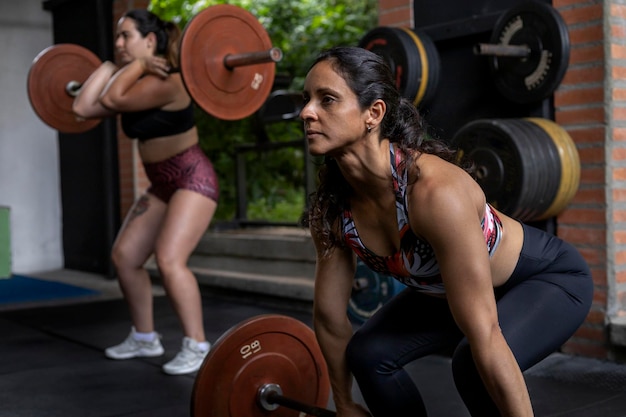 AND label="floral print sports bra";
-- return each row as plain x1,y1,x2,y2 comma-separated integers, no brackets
342,143,503,295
